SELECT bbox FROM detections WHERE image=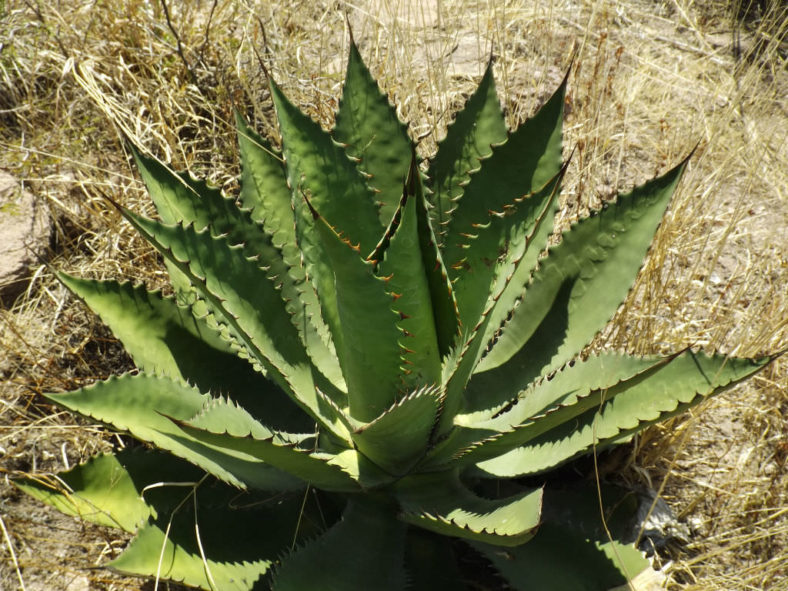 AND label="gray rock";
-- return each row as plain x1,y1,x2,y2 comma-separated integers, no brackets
0,172,50,305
